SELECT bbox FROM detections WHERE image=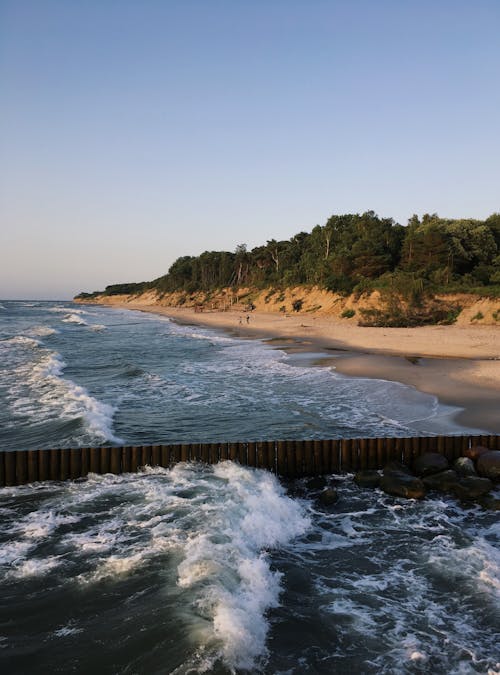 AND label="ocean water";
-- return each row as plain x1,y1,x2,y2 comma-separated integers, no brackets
1,301,499,673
